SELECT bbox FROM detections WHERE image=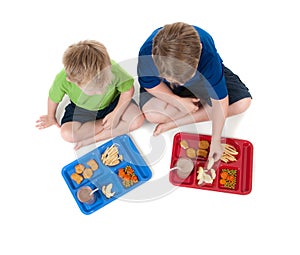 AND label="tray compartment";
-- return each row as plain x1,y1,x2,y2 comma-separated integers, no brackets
221,138,241,163
173,133,211,160
91,172,125,201
217,166,240,191
113,162,145,189
73,183,104,215
194,161,218,188
62,153,106,190
169,156,198,185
